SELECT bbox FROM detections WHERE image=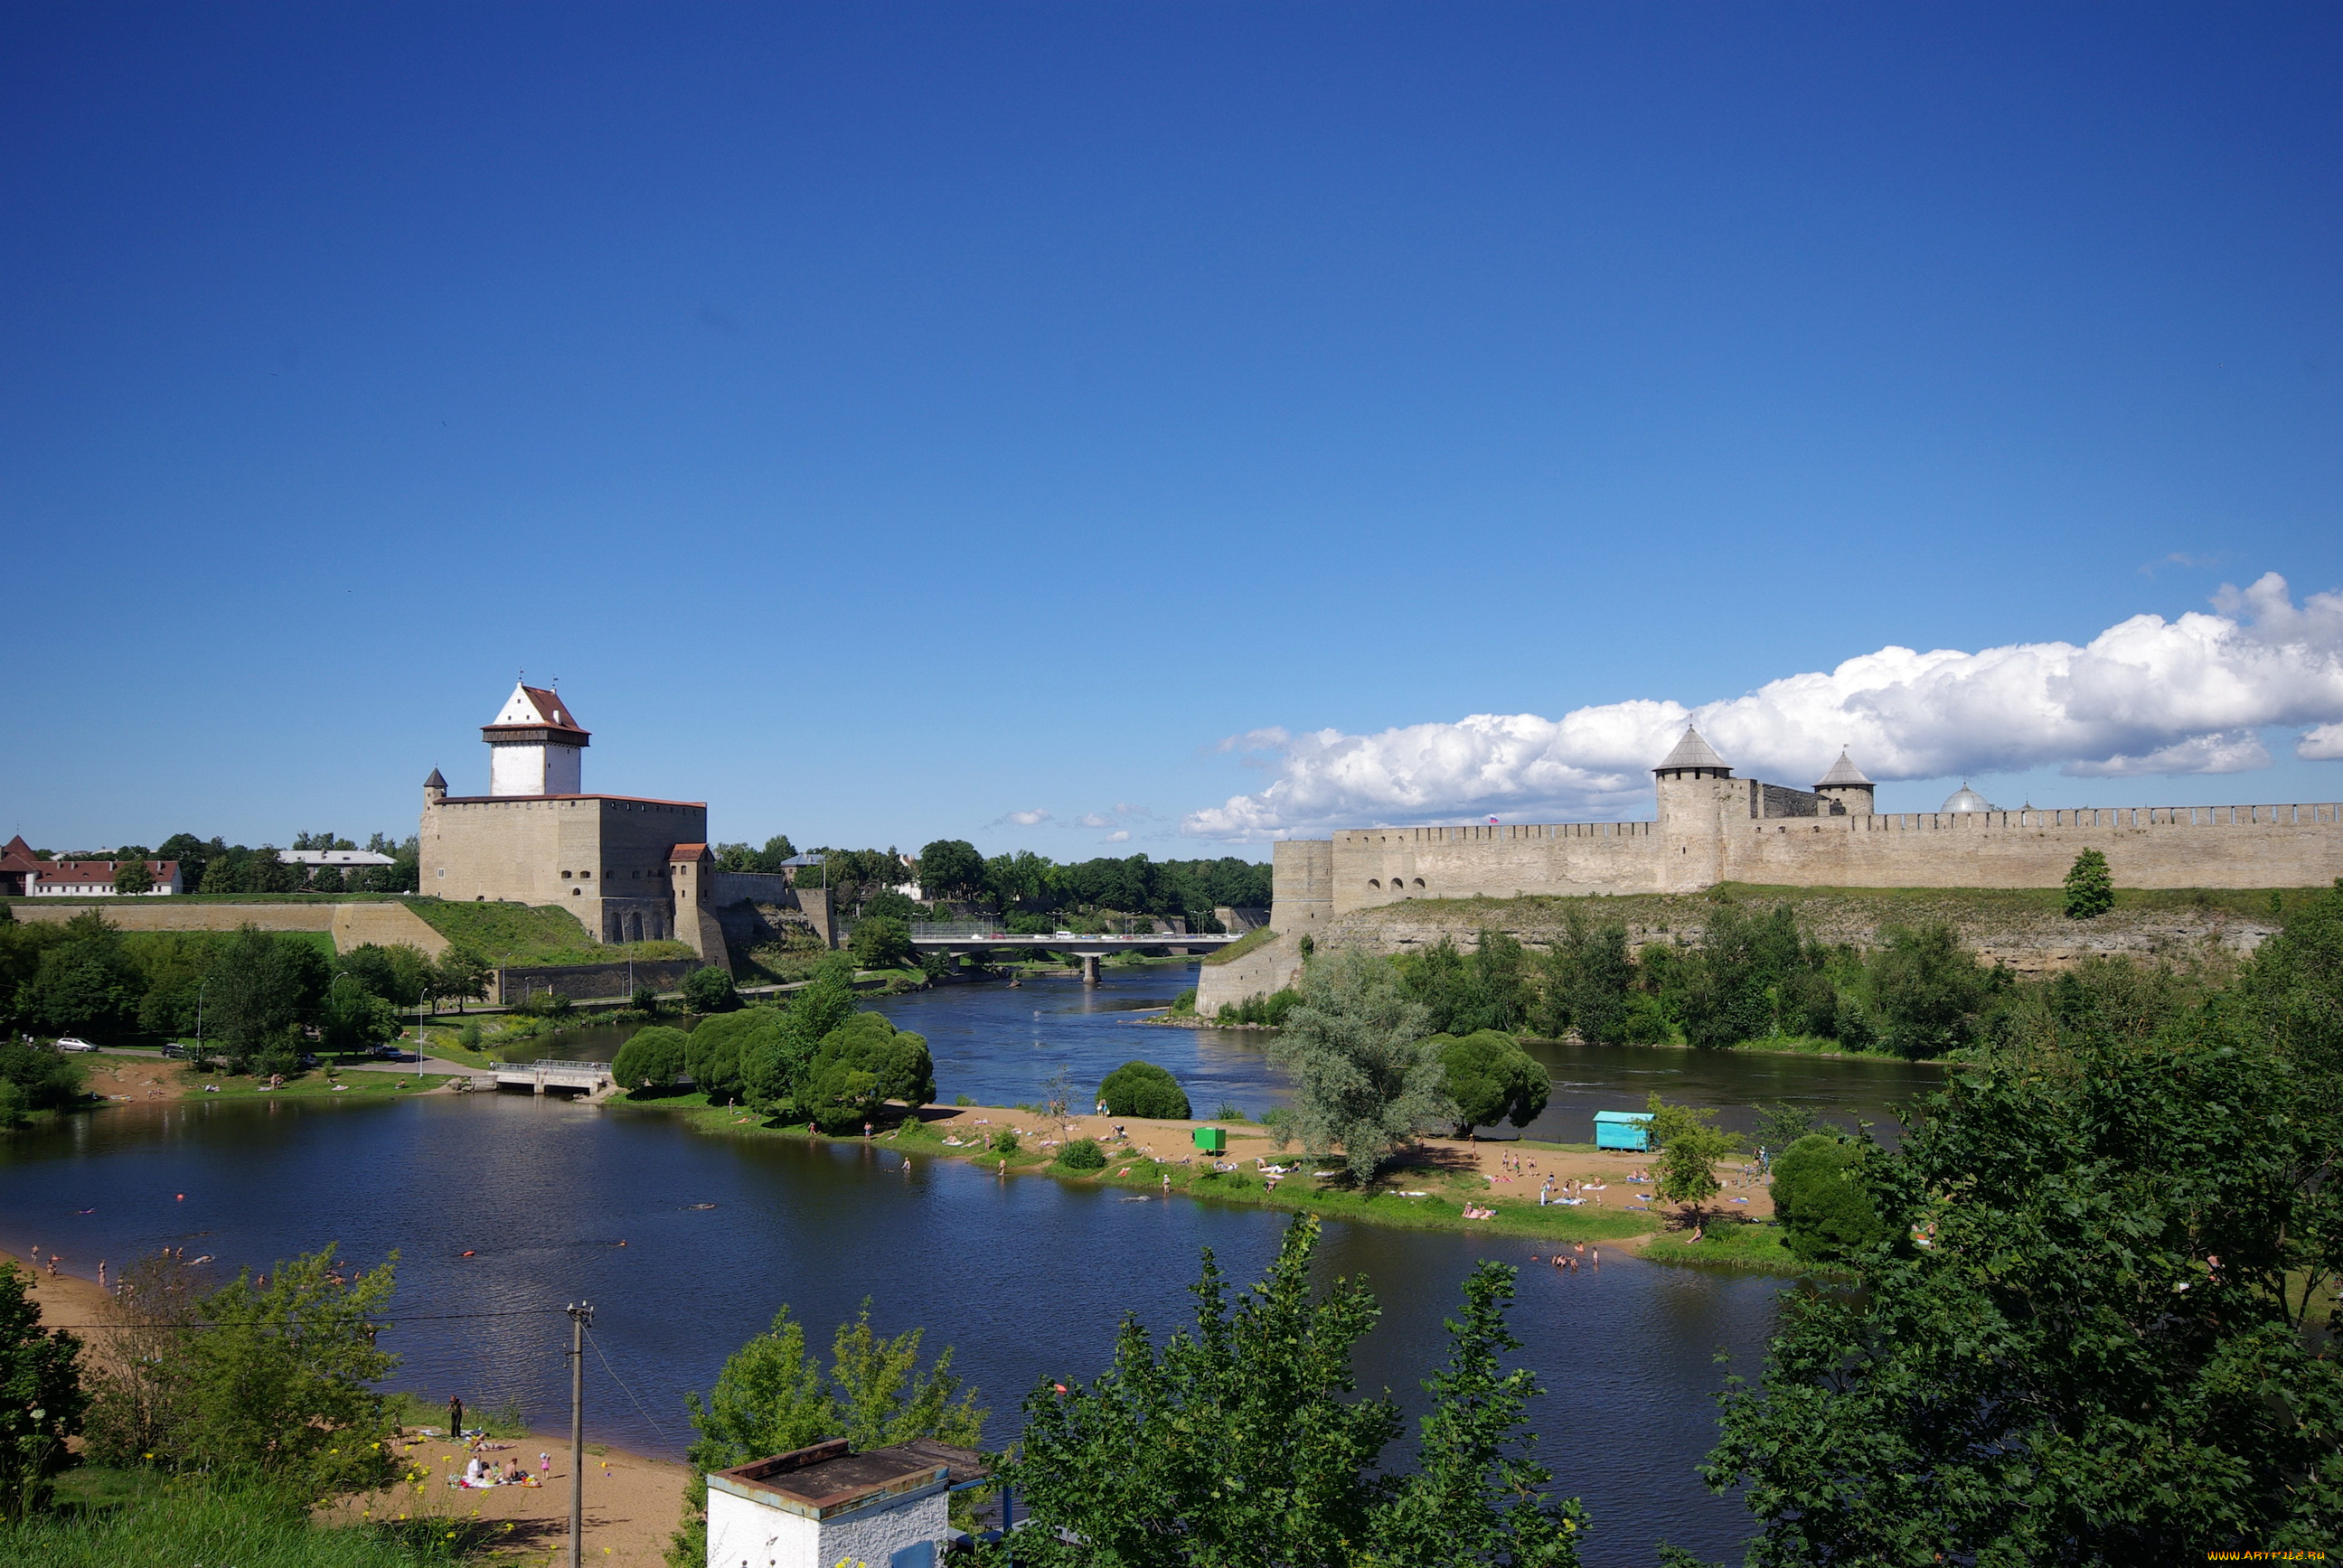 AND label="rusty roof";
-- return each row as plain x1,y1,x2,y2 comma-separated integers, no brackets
483,683,589,740
710,1439,987,1520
